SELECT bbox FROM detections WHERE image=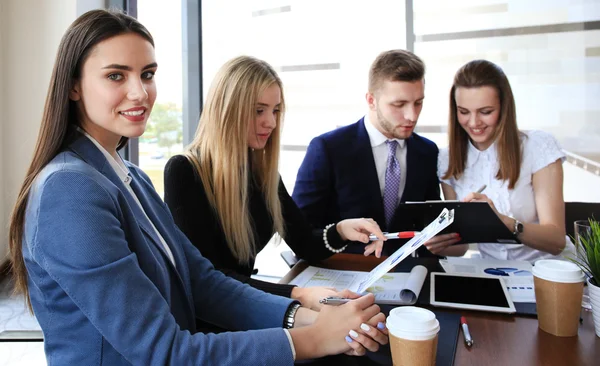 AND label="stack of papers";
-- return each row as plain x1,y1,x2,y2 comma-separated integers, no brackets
289,208,455,304
439,257,535,303
290,265,428,305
